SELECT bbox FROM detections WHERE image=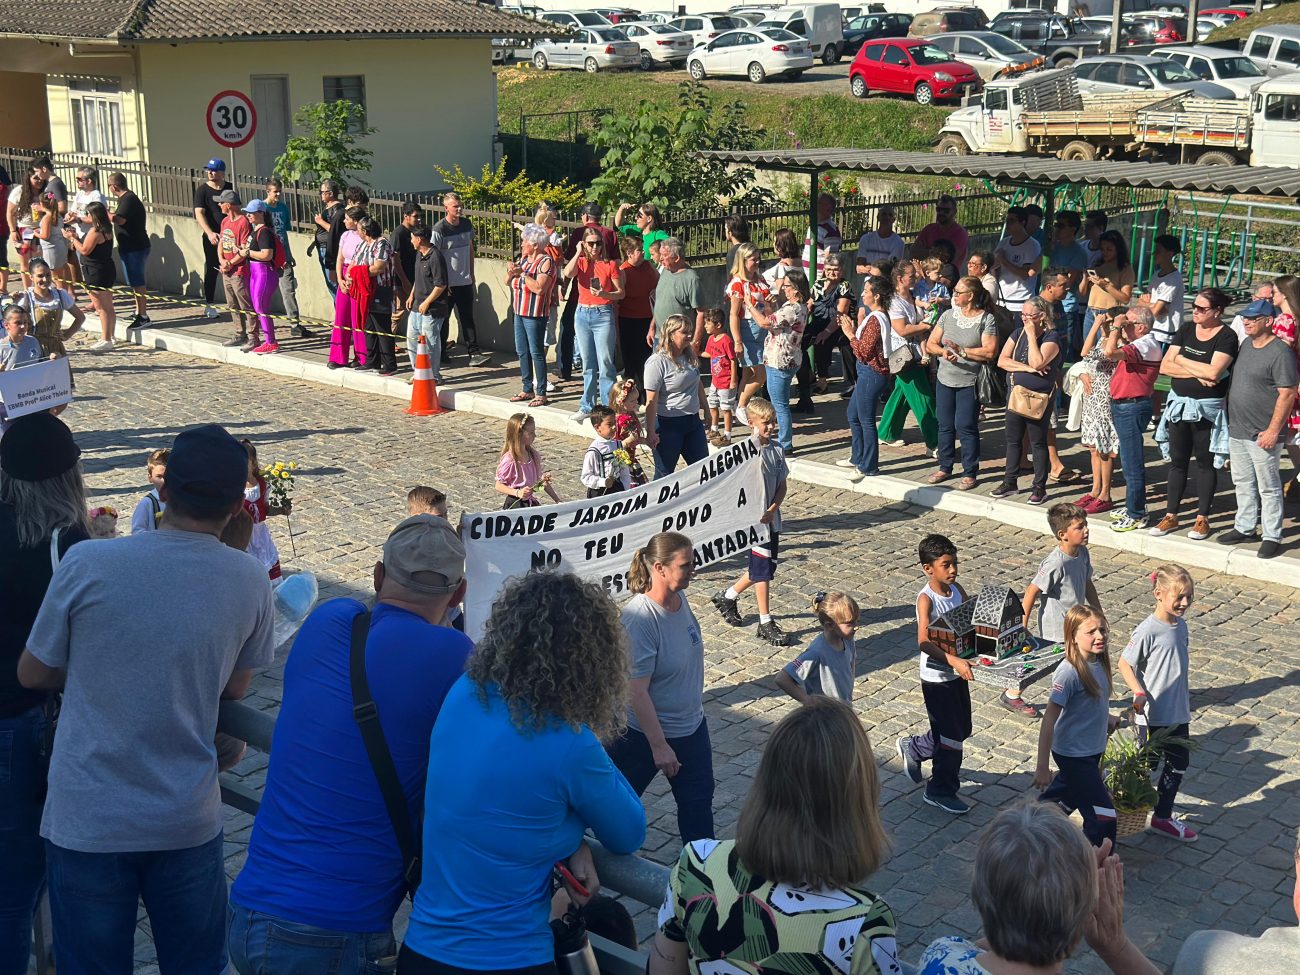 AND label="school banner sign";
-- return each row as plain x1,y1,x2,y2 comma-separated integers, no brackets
458,439,769,640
